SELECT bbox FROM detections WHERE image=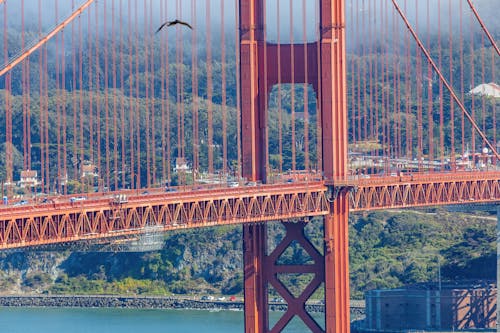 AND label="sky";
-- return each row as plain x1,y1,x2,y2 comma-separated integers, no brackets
1,0,498,55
